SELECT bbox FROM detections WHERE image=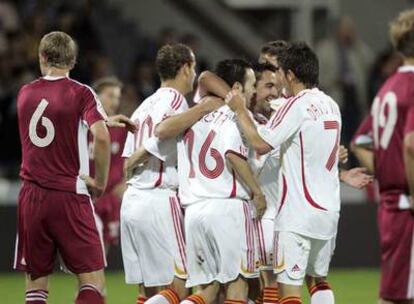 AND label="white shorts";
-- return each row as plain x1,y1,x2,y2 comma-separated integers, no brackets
120,187,187,286
185,199,258,287
254,218,274,271
273,231,336,286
